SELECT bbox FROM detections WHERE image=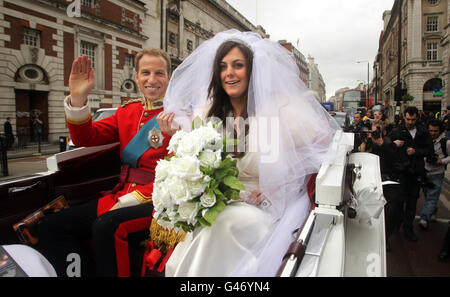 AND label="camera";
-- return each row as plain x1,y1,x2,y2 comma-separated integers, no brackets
426,154,439,165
